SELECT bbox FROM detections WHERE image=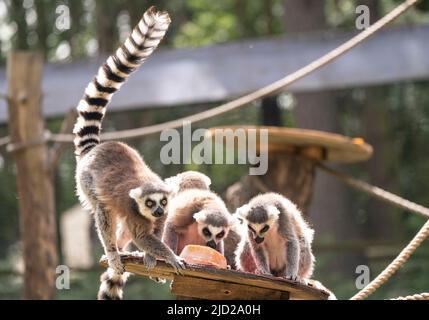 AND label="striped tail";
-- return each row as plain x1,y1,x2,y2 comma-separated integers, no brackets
73,6,171,157
97,268,130,300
